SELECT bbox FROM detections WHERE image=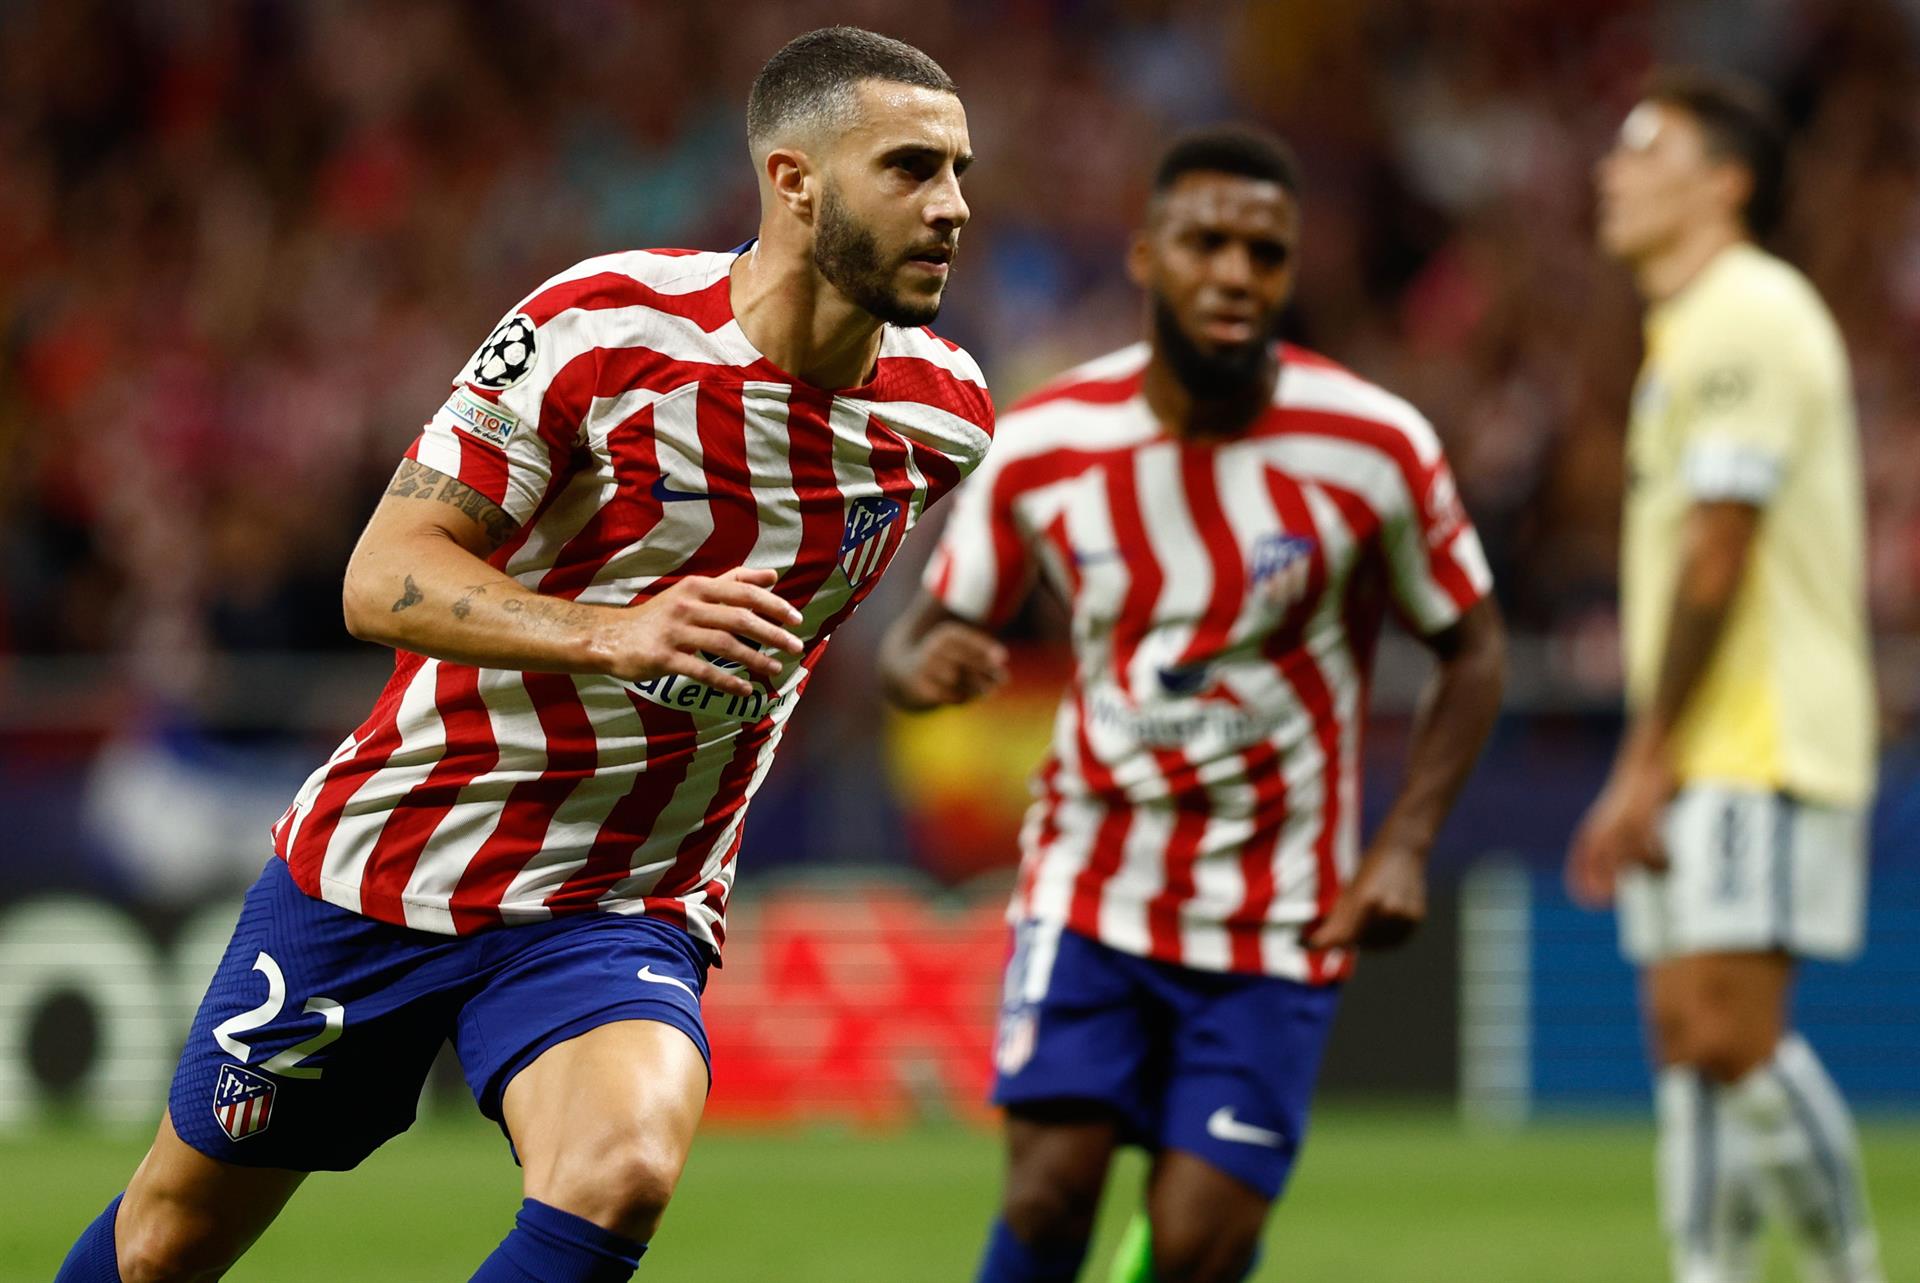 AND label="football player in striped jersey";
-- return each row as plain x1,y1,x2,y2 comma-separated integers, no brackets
57,27,991,1283
881,126,1504,1283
